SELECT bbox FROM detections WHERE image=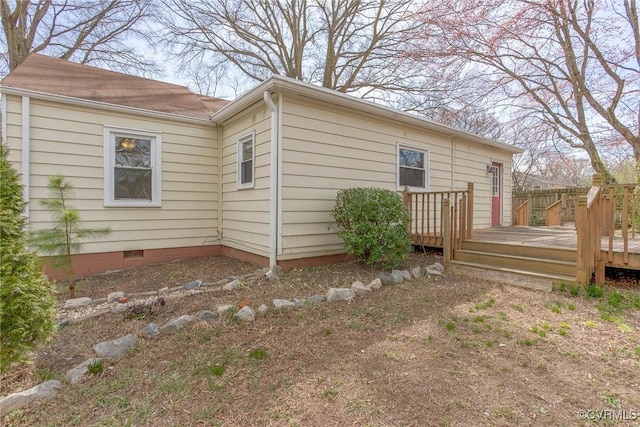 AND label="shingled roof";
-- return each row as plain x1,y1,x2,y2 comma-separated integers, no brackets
0,54,229,119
